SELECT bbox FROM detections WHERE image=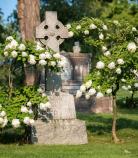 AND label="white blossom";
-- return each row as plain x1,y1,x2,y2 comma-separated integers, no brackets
23,117,35,126
106,89,112,94
102,46,107,52
84,30,89,35
121,79,126,82
50,61,56,66
11,51,18,58
6,36,14,41
76,25,81,30
96,92,104,98
12,119,20,128
80,85,86,93
68,31,74,38
39,60,47,66
45,52,52,59
18,44,26,51
96,61,105,69
122,86,128,90
37,88,43,93
113,20,119,25
108,62,115,69
66,24,71,29
22,51,28,57
102,24,108,30
117,58,125,65
53,53,61,59
39,53,46,60
128,85,131,89
44,102,51,108
36,42,44,50
116,68,122,74
27,101,32,107
28,109,33,114
58,61,65,67
127,42,137,53
29,54,35,59
1,118,8,128
104,51,111,56
10,40,18,49
132,27,137,32
134,83,138,88
29,119,35,126
76,90,82,98
39,103,45,110
4,51,8,57
89,24,97,29
88,88,96,96
28,58,36,65
42,93,47,97
85,93,91,100
23,117,30,125
0,111,6,117
39,102,51,110
99,33,104,40
21,106,28,113
85,80,92,89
